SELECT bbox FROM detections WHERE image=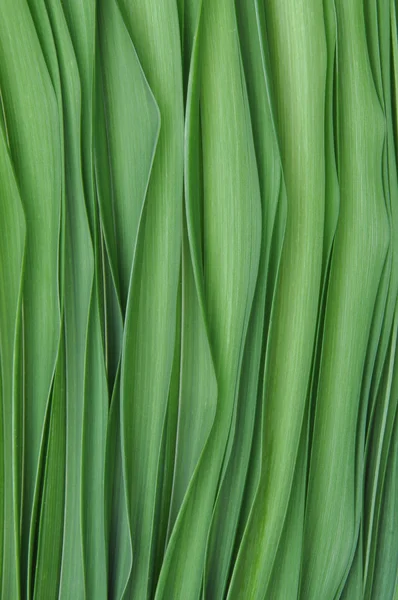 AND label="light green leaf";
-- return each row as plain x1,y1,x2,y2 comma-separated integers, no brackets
228,0,326,596
156,0,261,596
301,0,390,596
203,0,282,593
